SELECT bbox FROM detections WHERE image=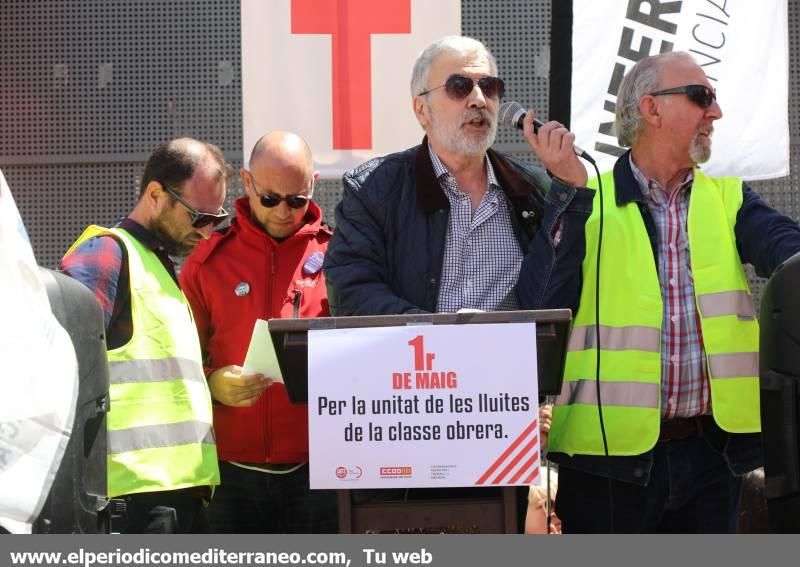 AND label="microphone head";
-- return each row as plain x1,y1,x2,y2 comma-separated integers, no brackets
499,101,526,129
